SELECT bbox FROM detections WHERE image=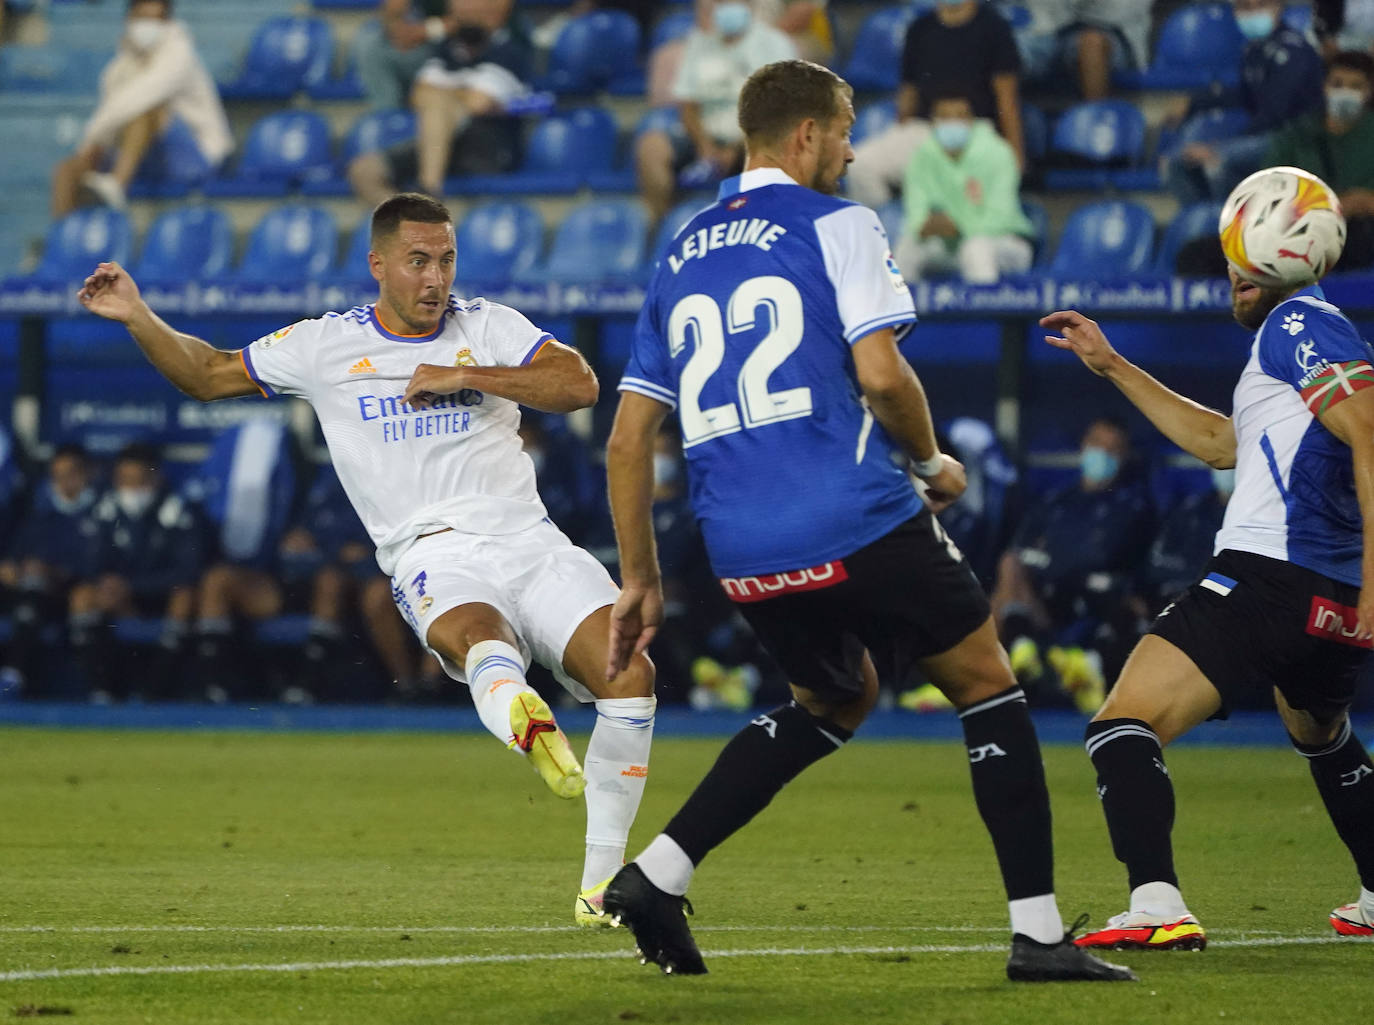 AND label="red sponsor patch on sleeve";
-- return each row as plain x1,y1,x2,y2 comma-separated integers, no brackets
1299,360,1374,415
